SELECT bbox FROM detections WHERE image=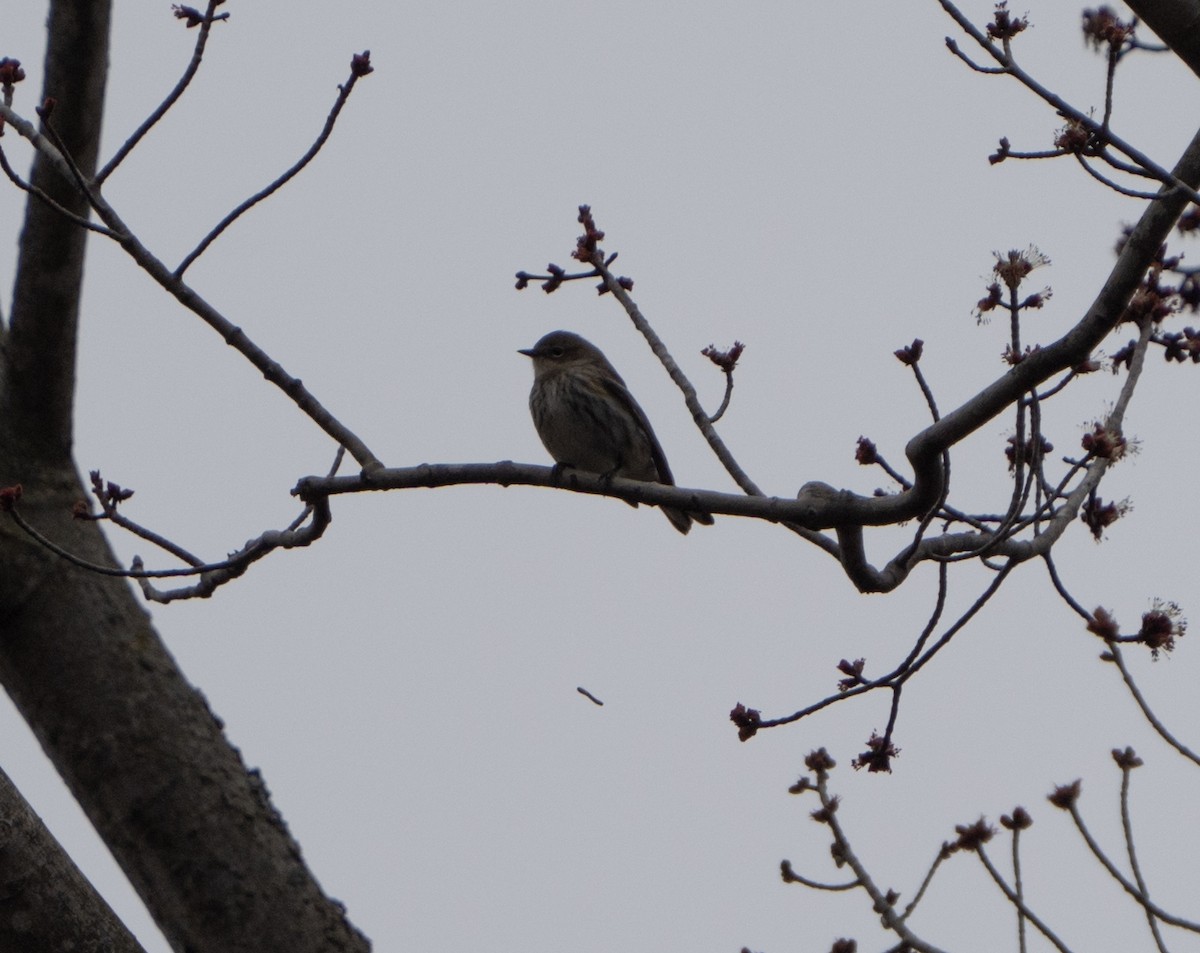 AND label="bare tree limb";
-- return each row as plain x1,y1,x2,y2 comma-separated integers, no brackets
0,765,149,953
96,0,226,184
1122,0,1200,78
